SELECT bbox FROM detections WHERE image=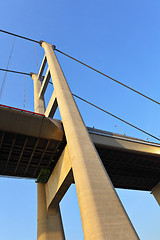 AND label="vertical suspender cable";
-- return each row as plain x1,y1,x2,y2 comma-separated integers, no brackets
0,37,16,99
34,43,39,73
24,74,26,109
